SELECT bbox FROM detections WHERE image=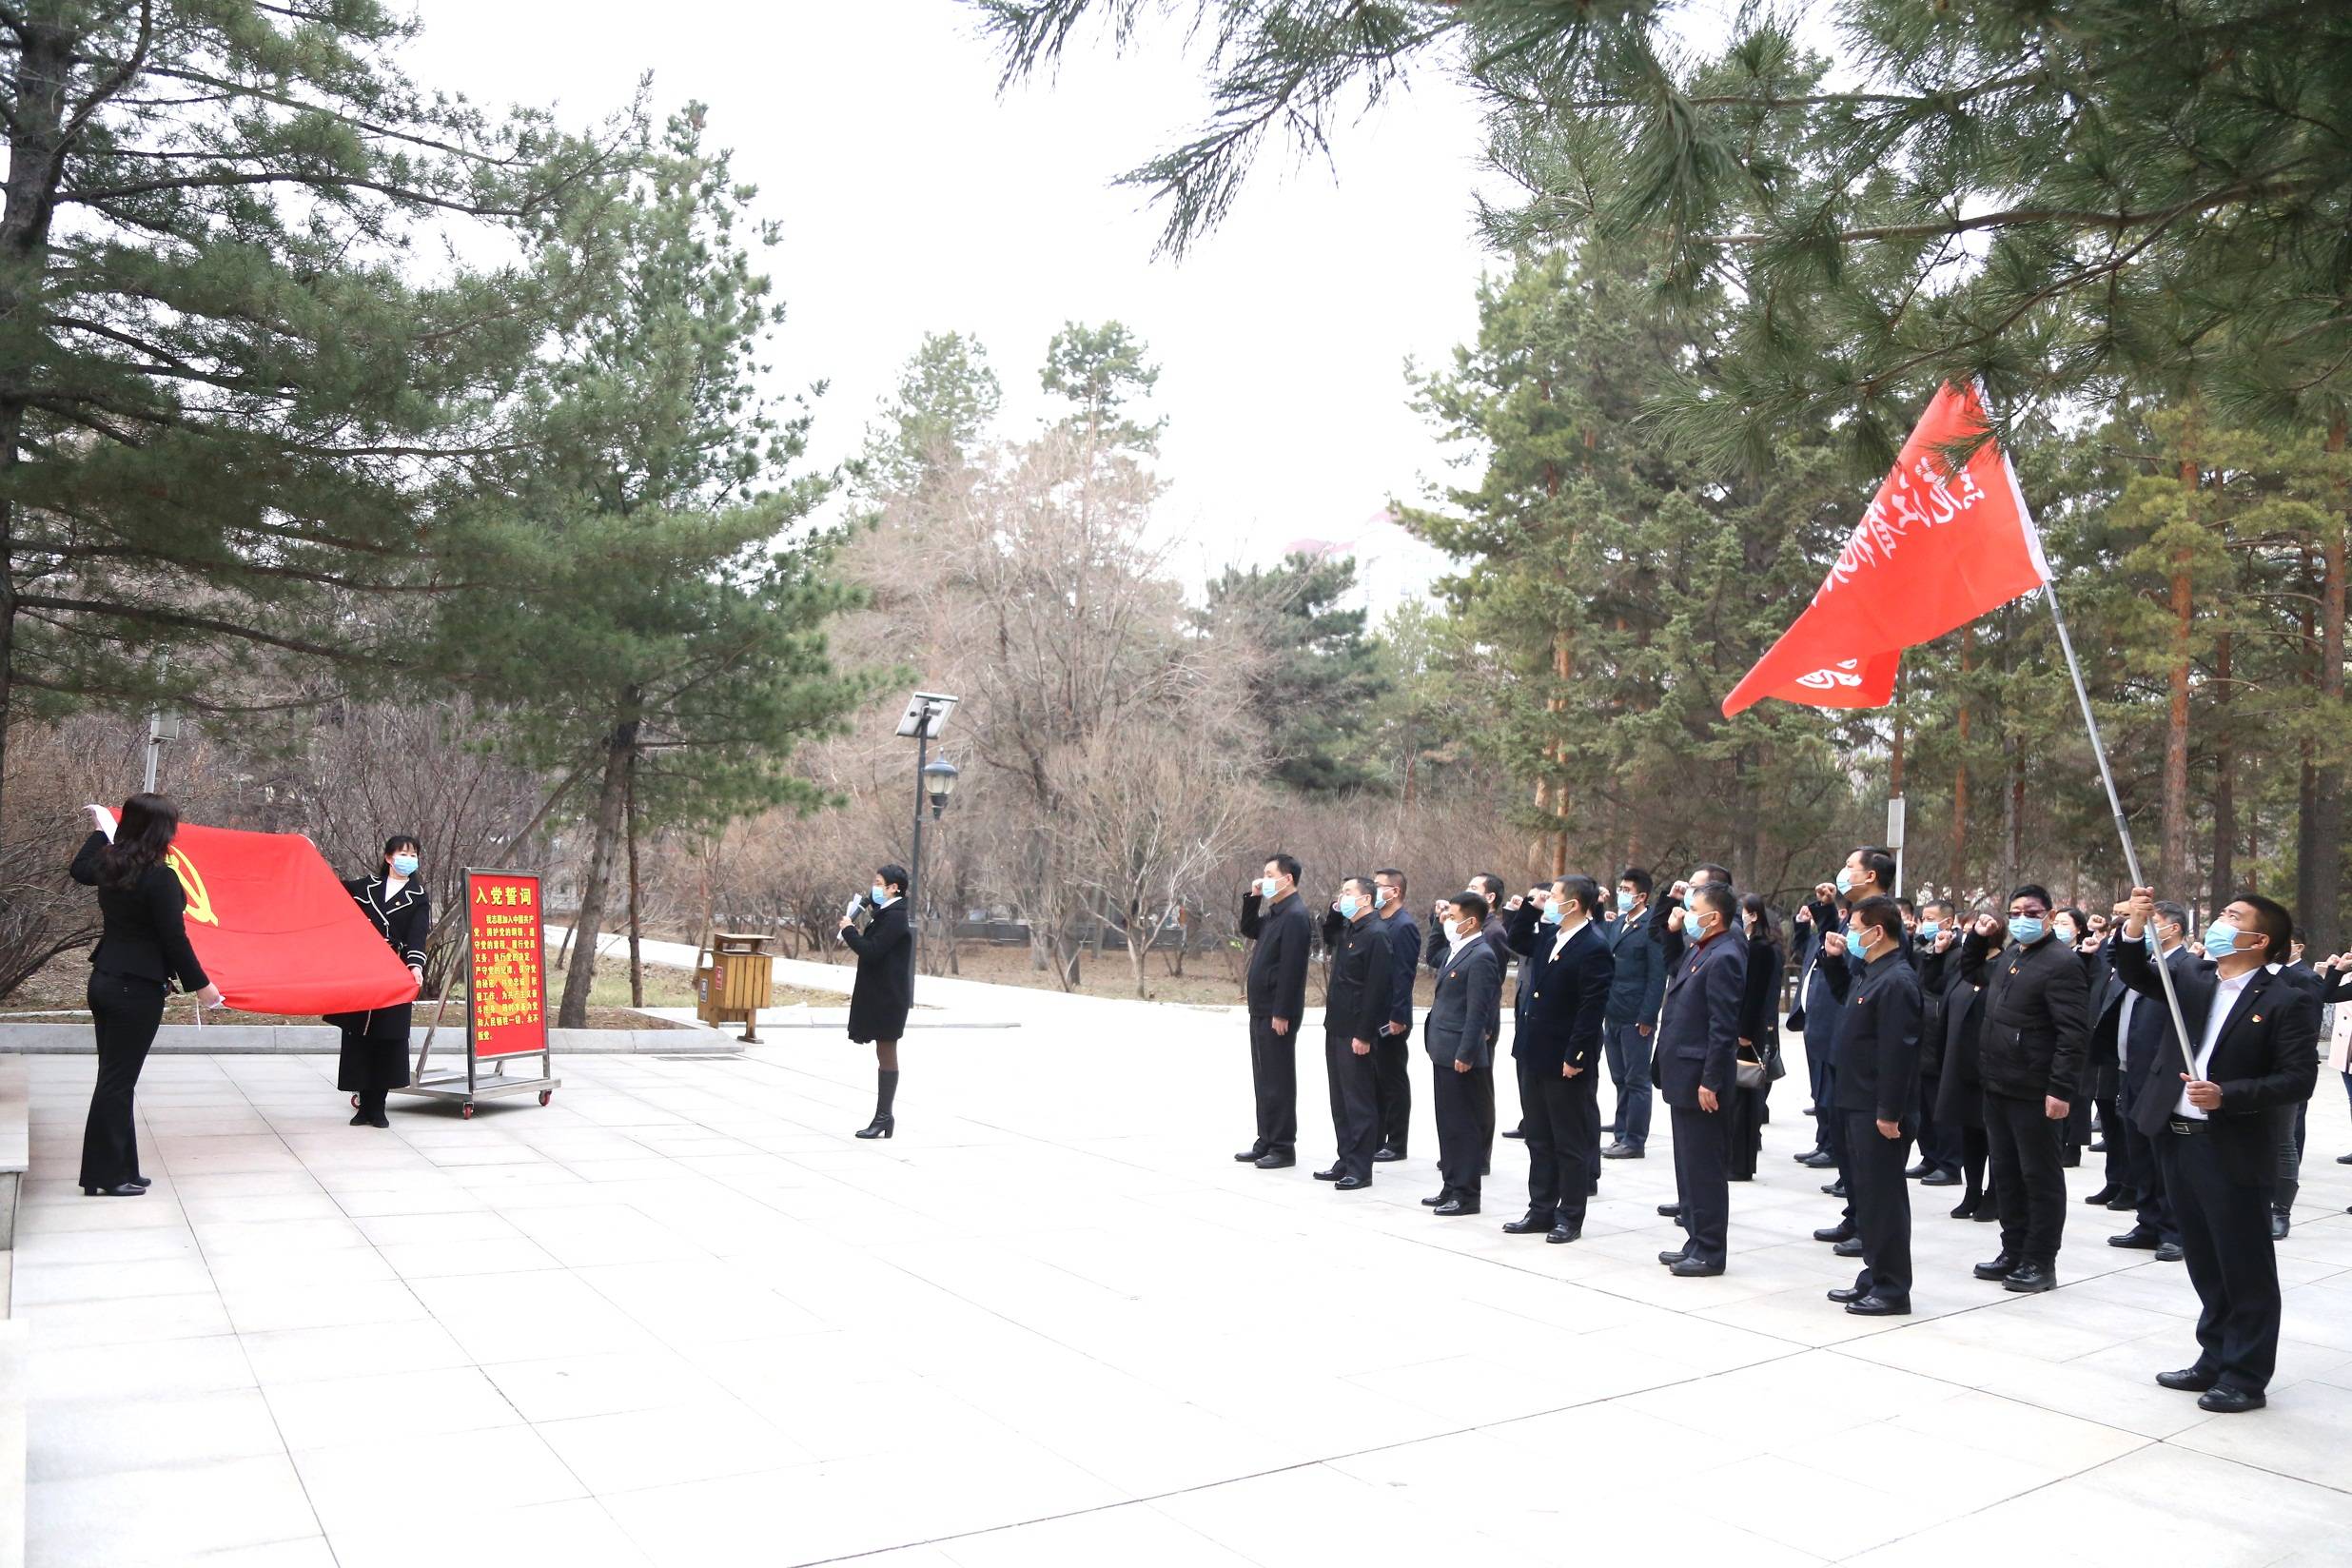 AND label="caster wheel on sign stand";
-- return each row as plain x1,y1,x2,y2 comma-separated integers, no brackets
350,1094,360,1108
460,1104,476,1120
539,1090,553,1107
